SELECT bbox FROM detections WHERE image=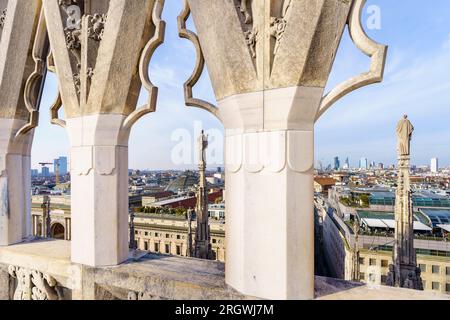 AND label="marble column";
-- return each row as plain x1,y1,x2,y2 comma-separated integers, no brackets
181,0,387,299
0,0,46,246
43,0,165,266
